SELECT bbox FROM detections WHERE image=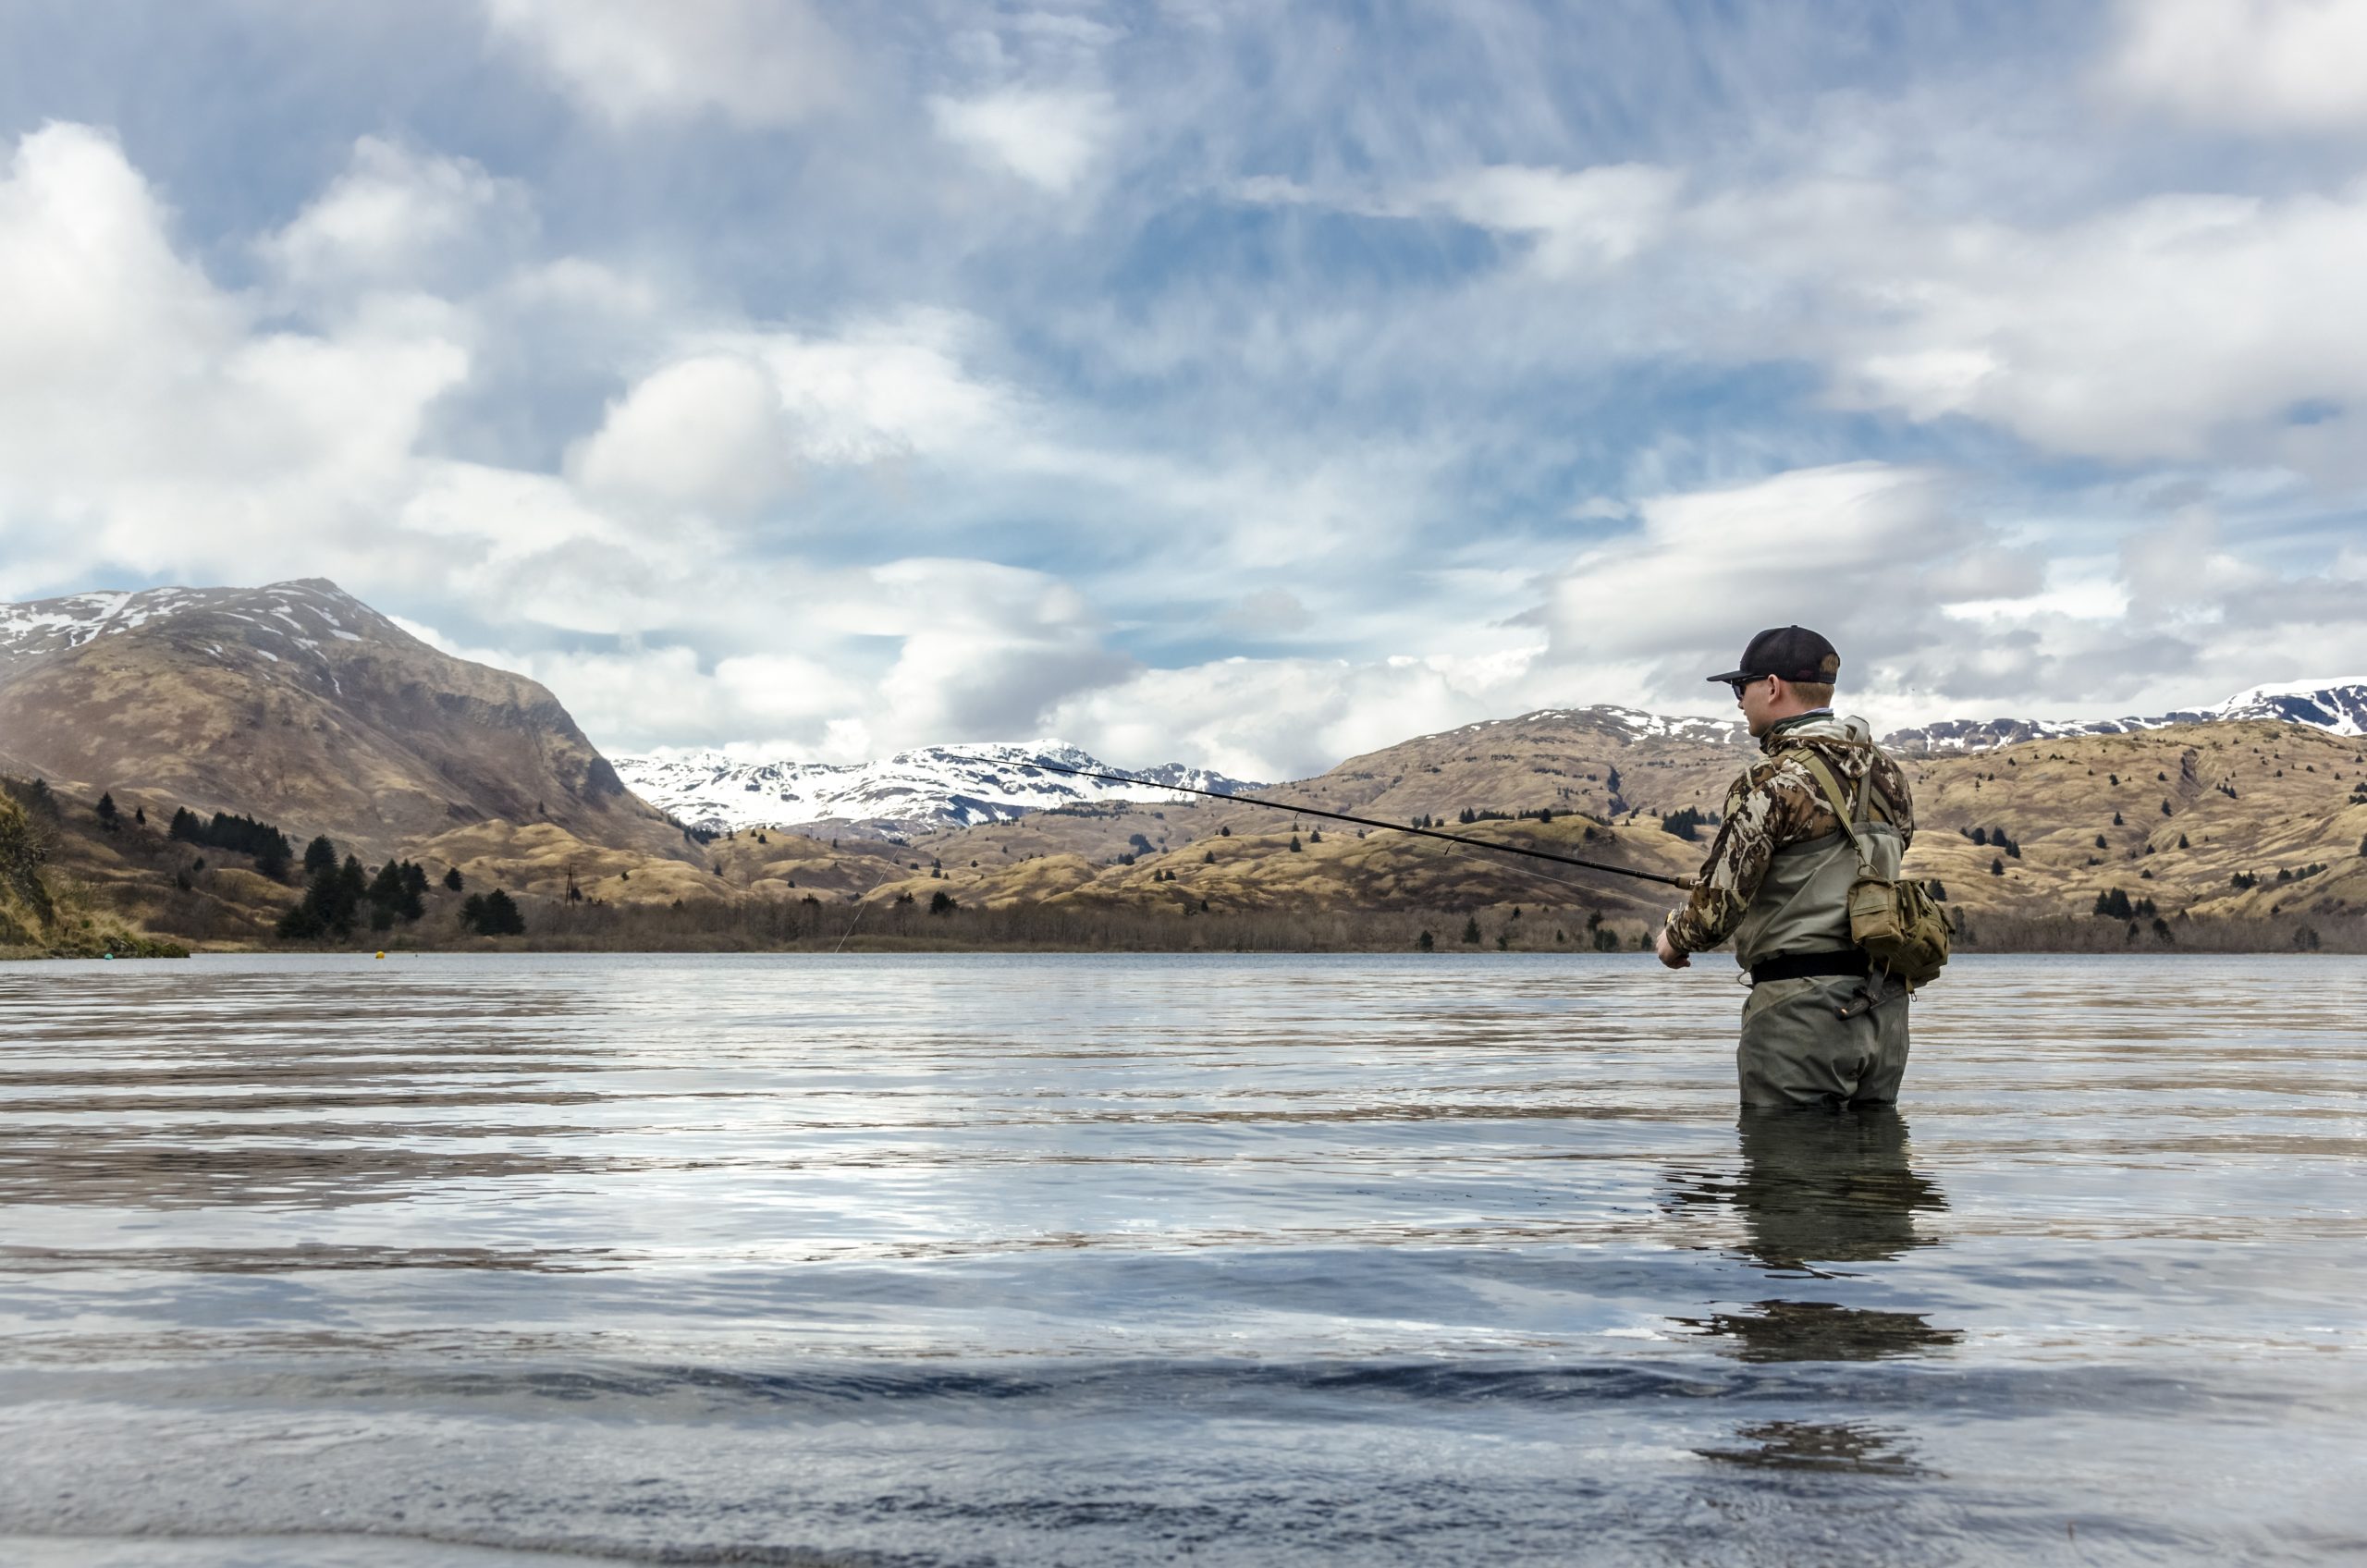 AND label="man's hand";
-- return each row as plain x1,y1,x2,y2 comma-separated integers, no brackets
1653,925,1690,970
